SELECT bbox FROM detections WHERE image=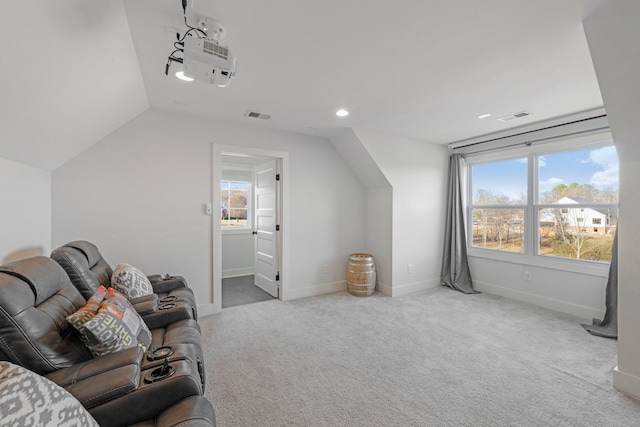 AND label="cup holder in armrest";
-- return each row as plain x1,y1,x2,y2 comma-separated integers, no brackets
147,346,175,361
159,303,177,310
159,295,178,303
144,360,176,383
